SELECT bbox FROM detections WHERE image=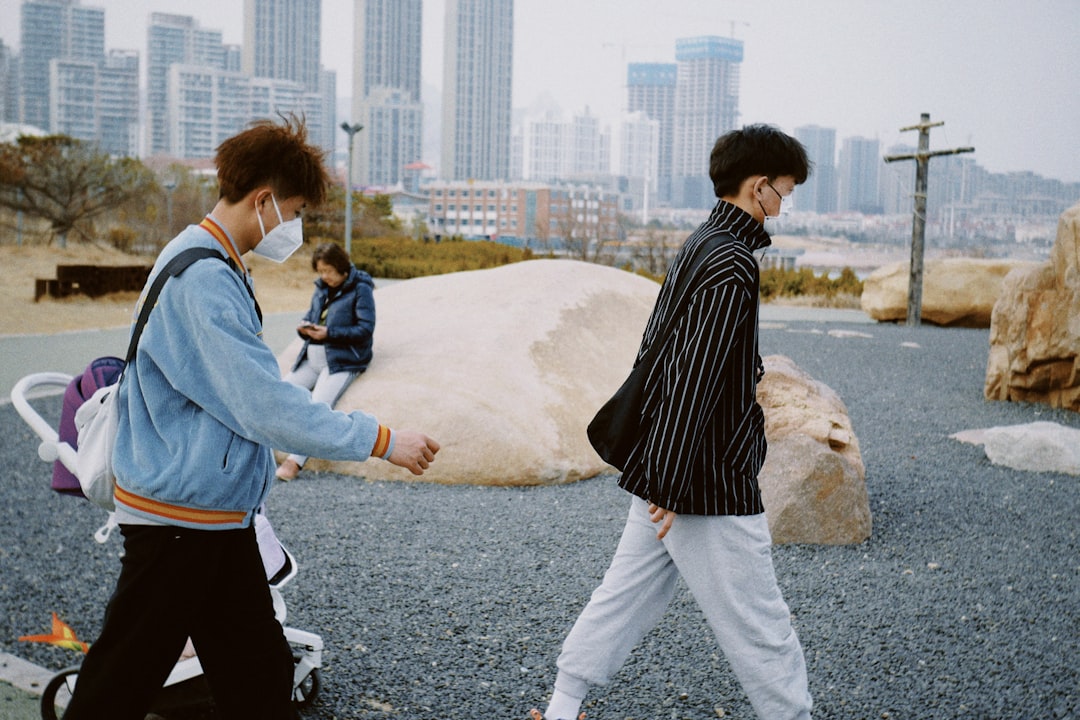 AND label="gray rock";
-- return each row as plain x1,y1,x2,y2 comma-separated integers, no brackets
952,421,1080,475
